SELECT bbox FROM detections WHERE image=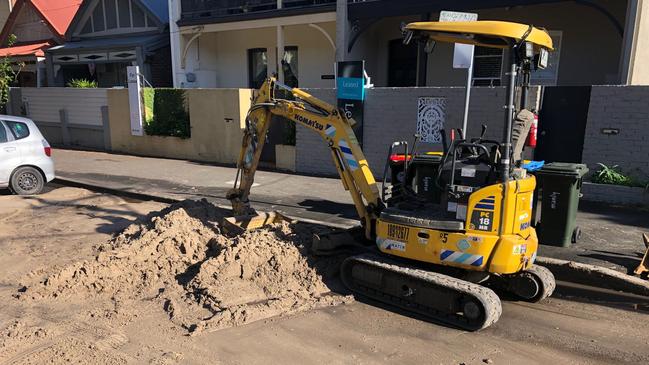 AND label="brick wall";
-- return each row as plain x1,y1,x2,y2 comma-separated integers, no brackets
296,86,540,177
582,86,649,180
